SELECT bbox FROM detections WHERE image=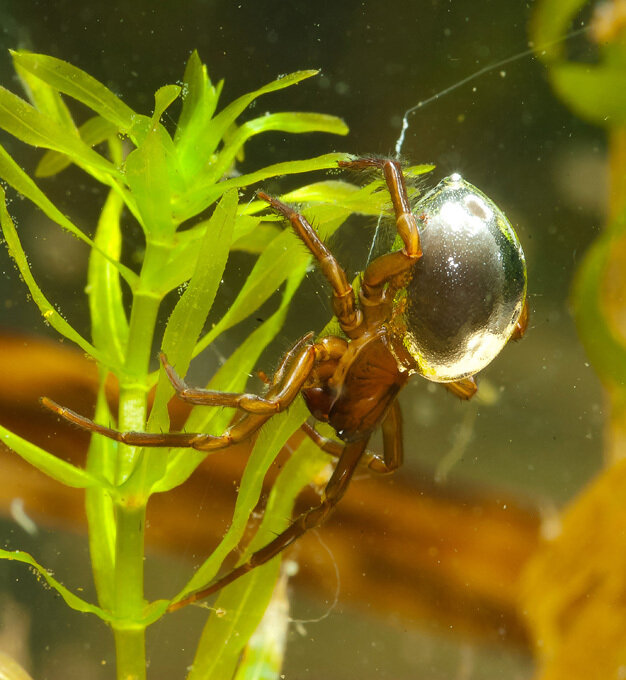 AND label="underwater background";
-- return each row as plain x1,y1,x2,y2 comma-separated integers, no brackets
0,1,607,678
